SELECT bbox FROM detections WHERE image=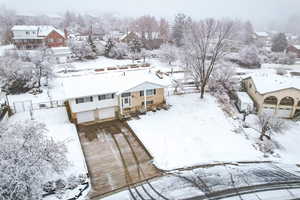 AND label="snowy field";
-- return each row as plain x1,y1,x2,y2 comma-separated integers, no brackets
129,93,263,170
8,107,87,178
